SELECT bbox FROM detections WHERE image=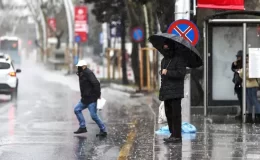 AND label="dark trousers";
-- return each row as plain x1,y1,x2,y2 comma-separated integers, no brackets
235,87,242,115
164,98,182,138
